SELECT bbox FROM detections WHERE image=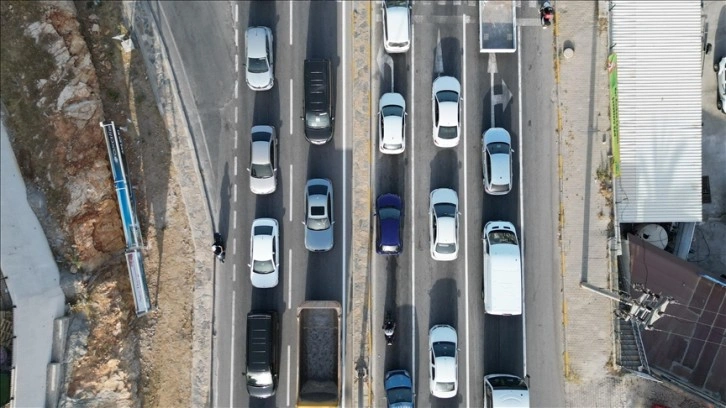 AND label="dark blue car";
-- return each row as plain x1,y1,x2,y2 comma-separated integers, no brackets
385,369,414,407
376,193,403,255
